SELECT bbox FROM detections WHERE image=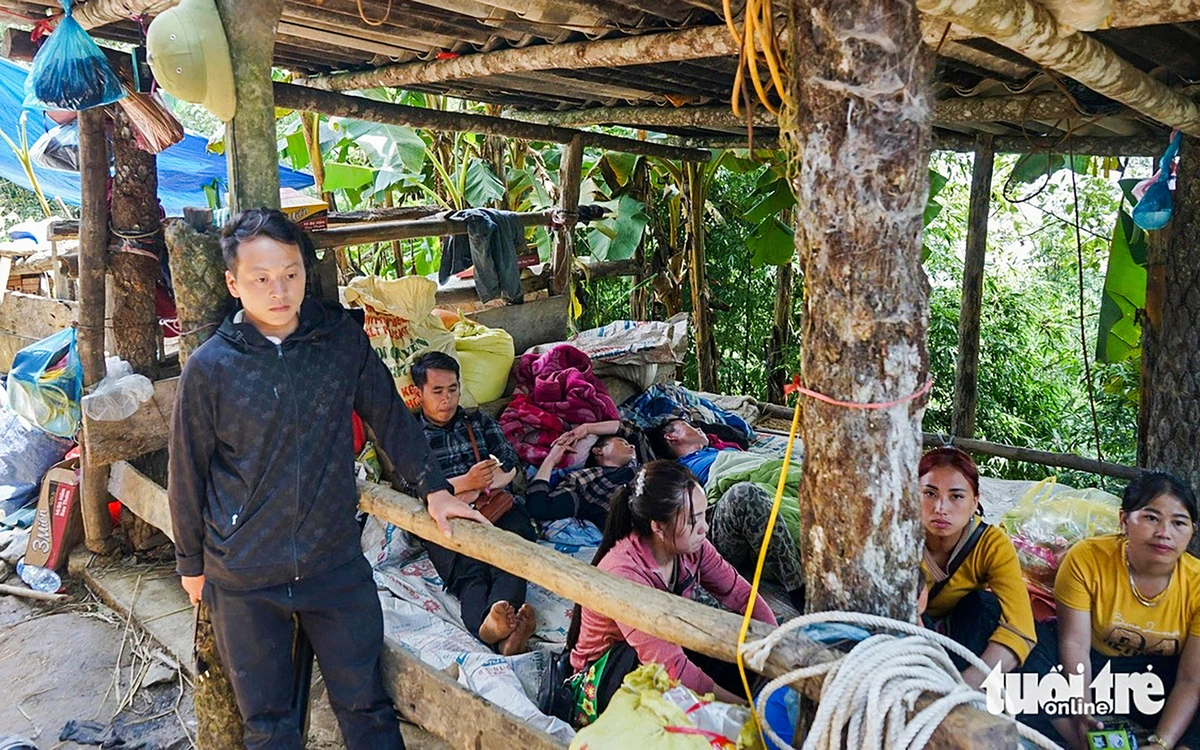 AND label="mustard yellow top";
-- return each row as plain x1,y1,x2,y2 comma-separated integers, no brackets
1055,534,1200,657
922,523,1037,664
